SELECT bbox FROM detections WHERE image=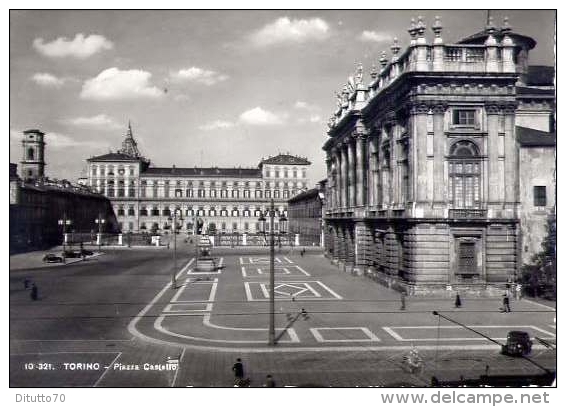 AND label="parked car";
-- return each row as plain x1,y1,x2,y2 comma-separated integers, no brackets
42,253,63,263
62,250,81,258
502,331,532,356
80,249,94,256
